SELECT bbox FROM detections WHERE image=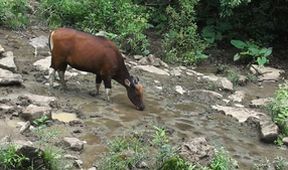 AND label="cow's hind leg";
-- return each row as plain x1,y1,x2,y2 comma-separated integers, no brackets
48,67,56,88
96,74,102,95
58,69,67,90
103,77,112,101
